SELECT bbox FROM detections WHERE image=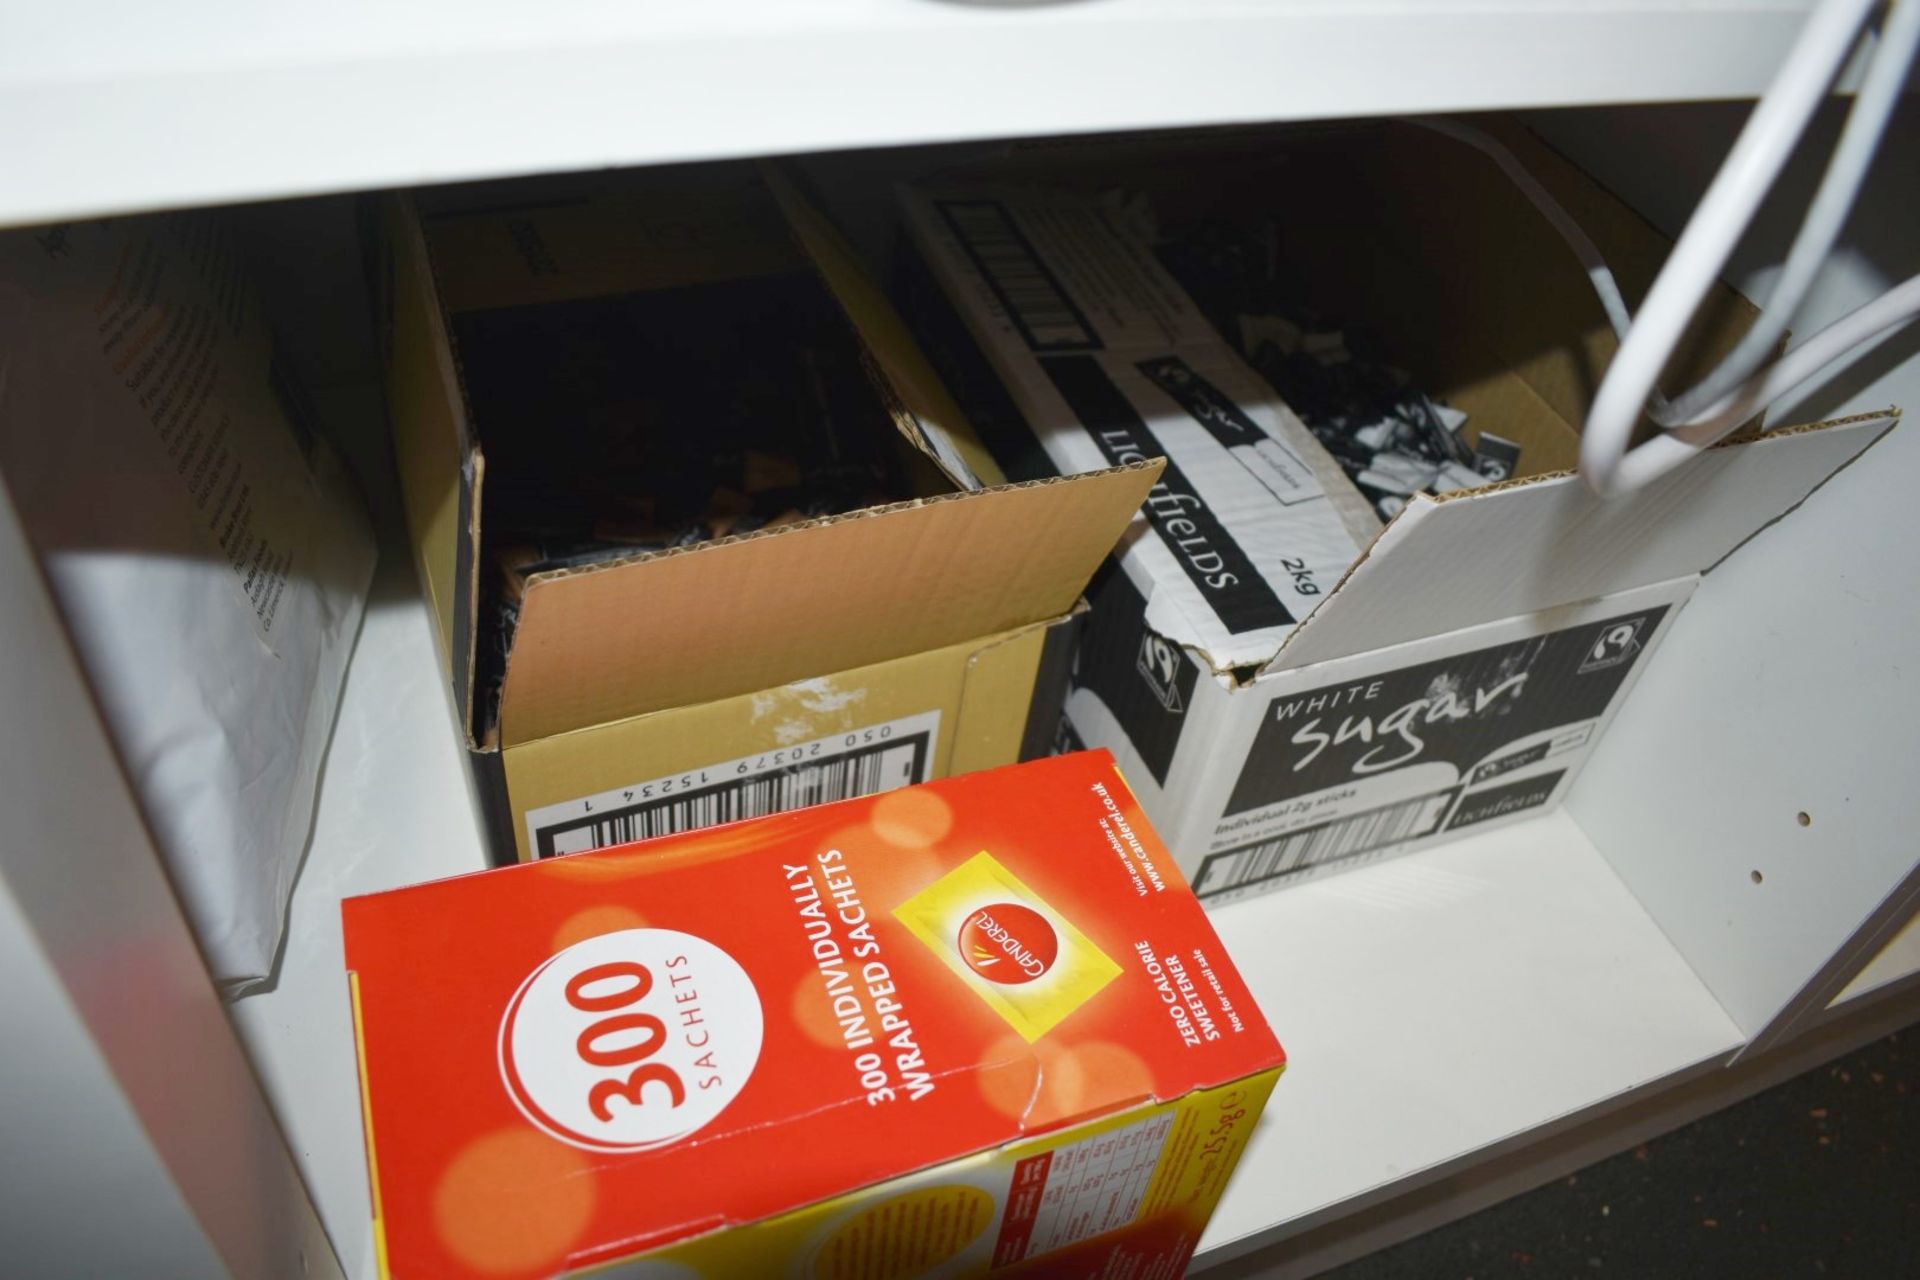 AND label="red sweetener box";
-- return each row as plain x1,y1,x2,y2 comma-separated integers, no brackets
345,751,1285,1278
